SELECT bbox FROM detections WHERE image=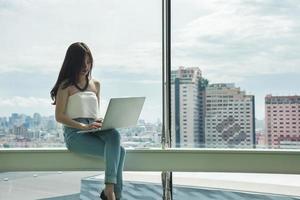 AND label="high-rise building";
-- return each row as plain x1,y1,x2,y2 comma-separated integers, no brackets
265,95,300,149
0,117,8,129
205,83,255,148
24,116,33,129
9,113,20,128
171,66,207,147
33,113,42,128
13,124,28,138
